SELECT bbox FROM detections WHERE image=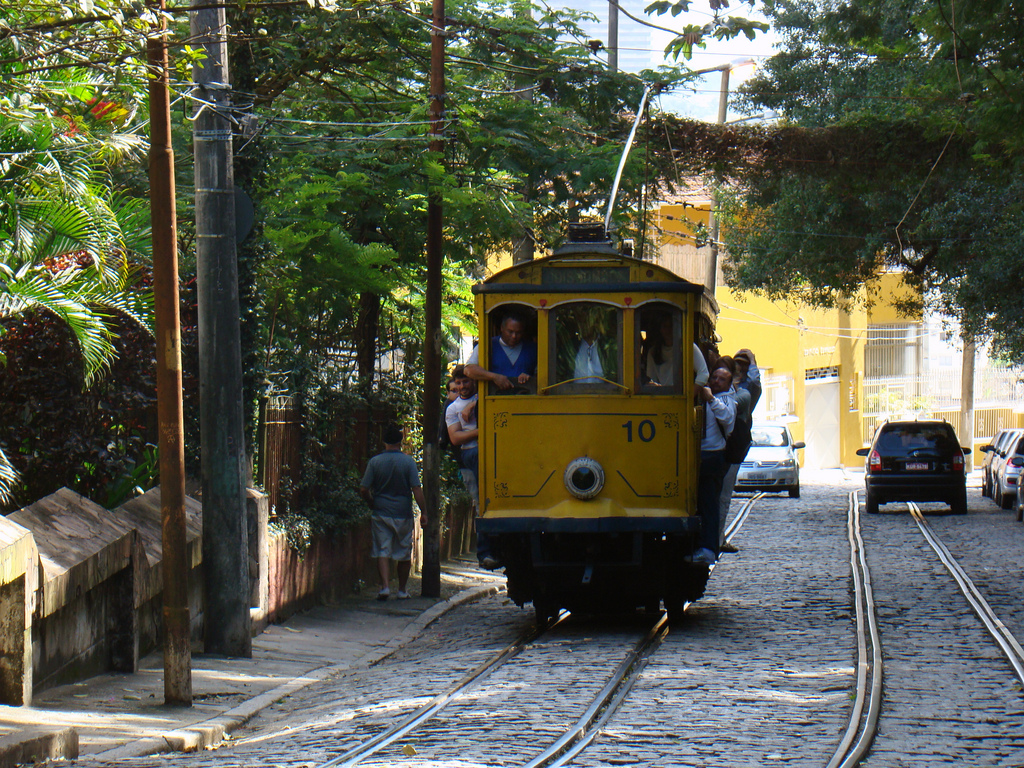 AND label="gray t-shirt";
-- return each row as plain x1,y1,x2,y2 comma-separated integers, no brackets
360,450,421,518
